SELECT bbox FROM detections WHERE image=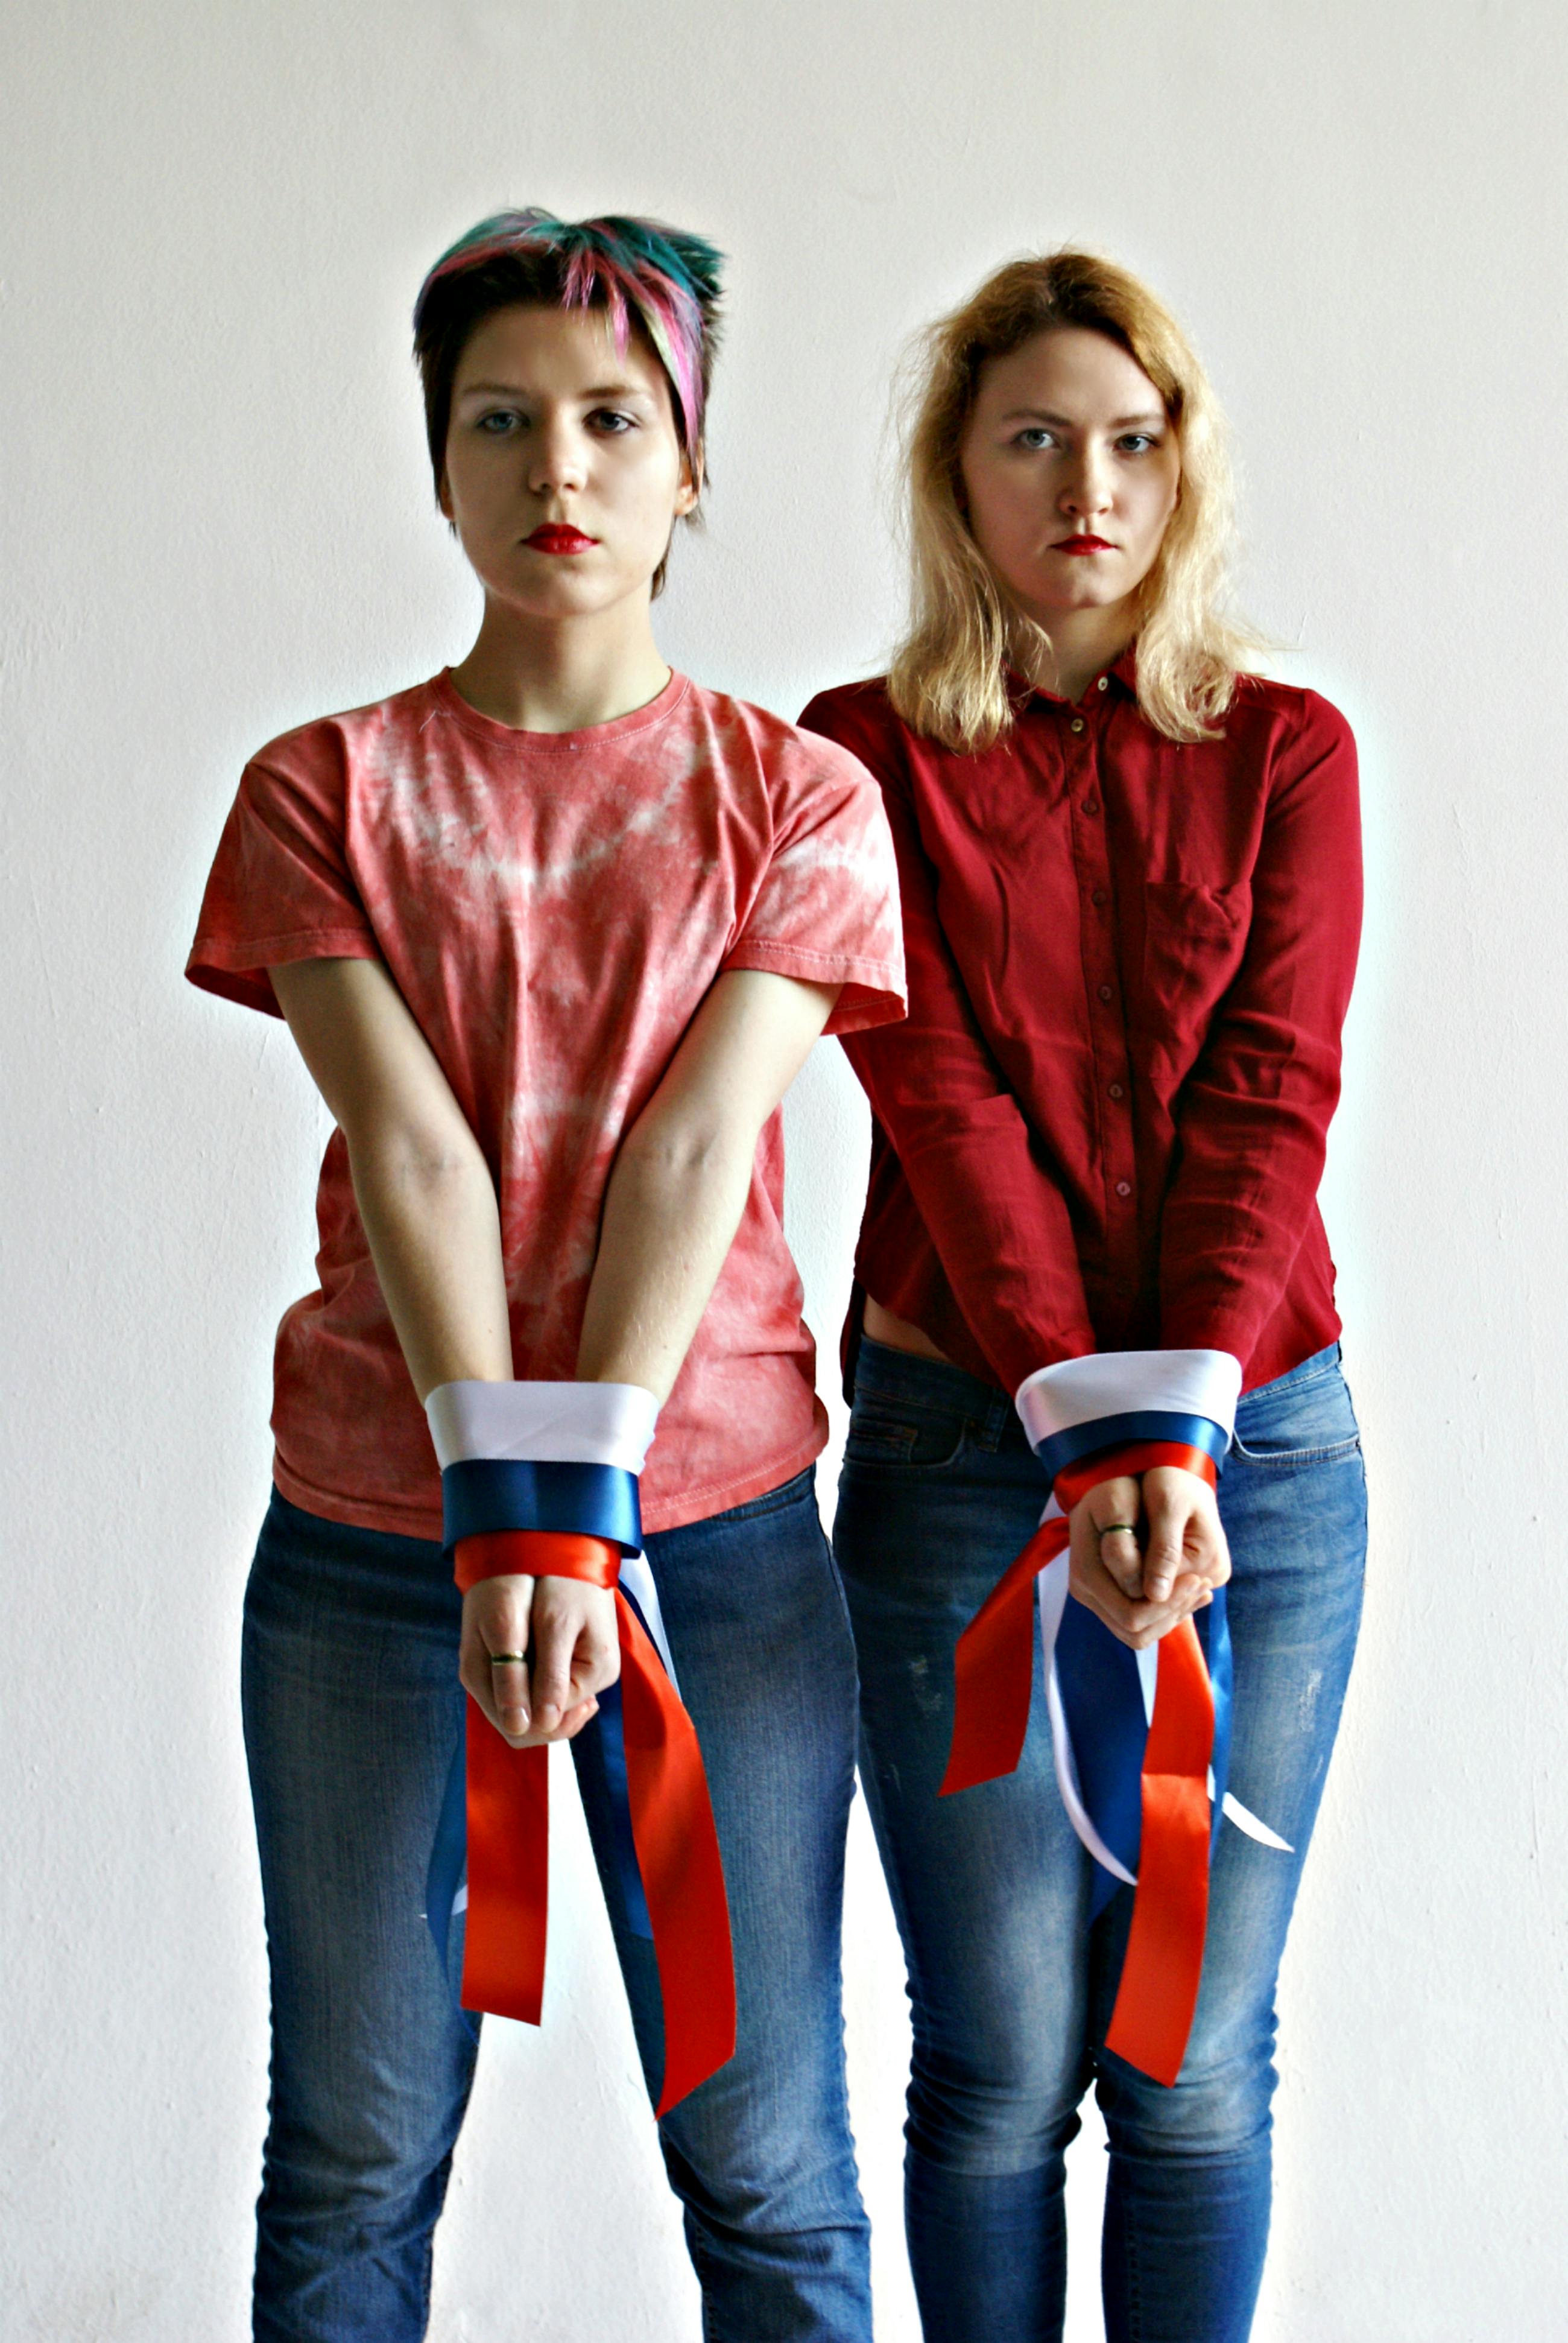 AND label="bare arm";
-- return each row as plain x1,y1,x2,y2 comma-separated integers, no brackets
270,956,511,1398
575,967,841,1397
274,956,839,1742
466,968,840,1739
